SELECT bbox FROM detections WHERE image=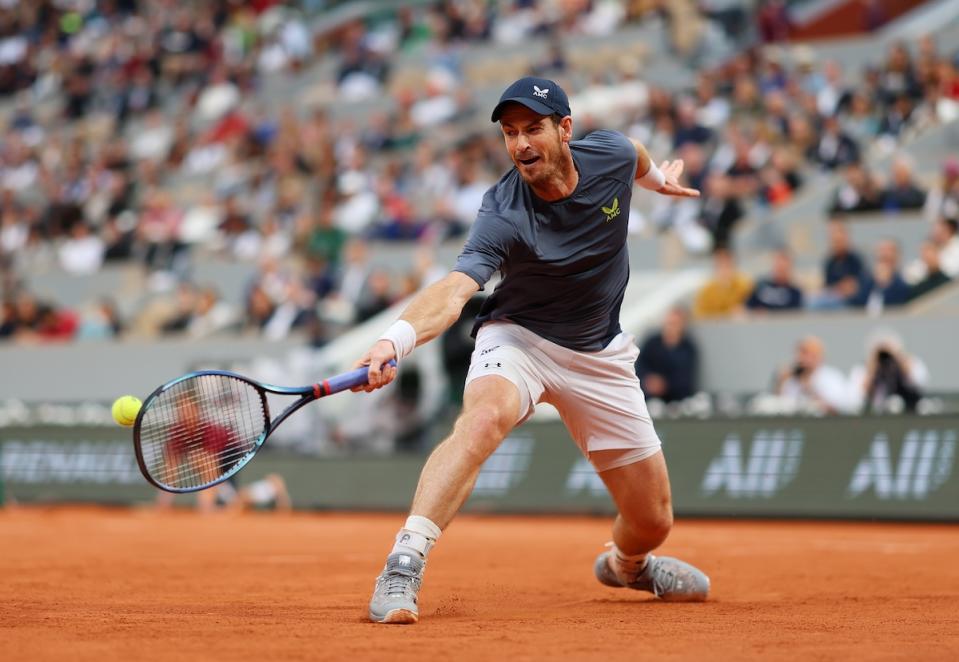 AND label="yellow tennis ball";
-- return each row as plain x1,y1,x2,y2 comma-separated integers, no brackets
111,396,142,427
